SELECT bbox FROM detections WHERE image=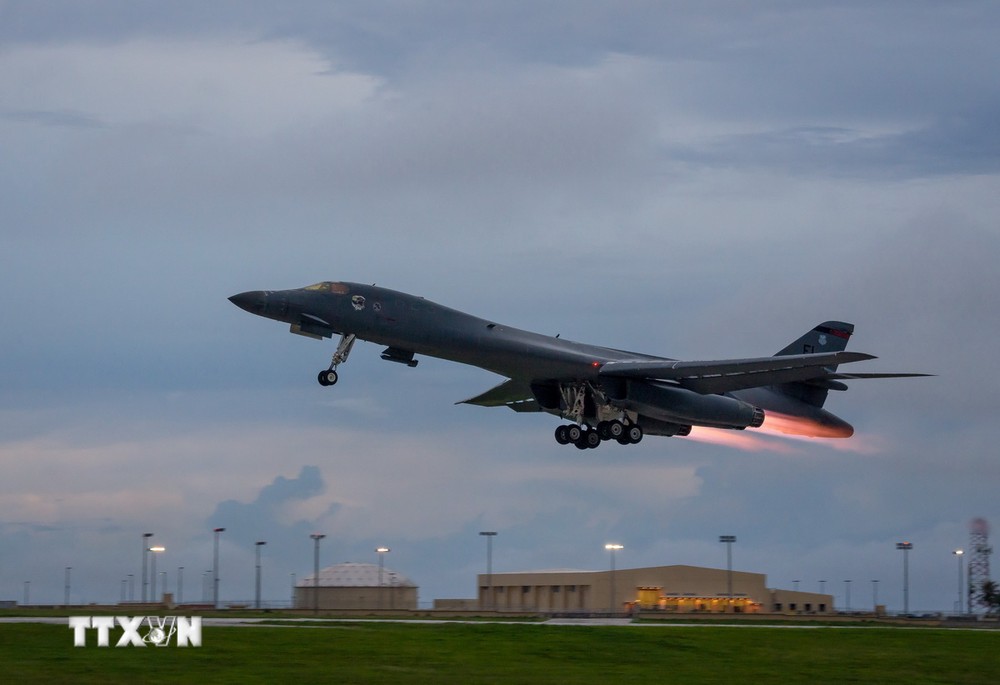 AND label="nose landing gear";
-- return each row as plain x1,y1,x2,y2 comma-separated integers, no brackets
318,333,356,387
